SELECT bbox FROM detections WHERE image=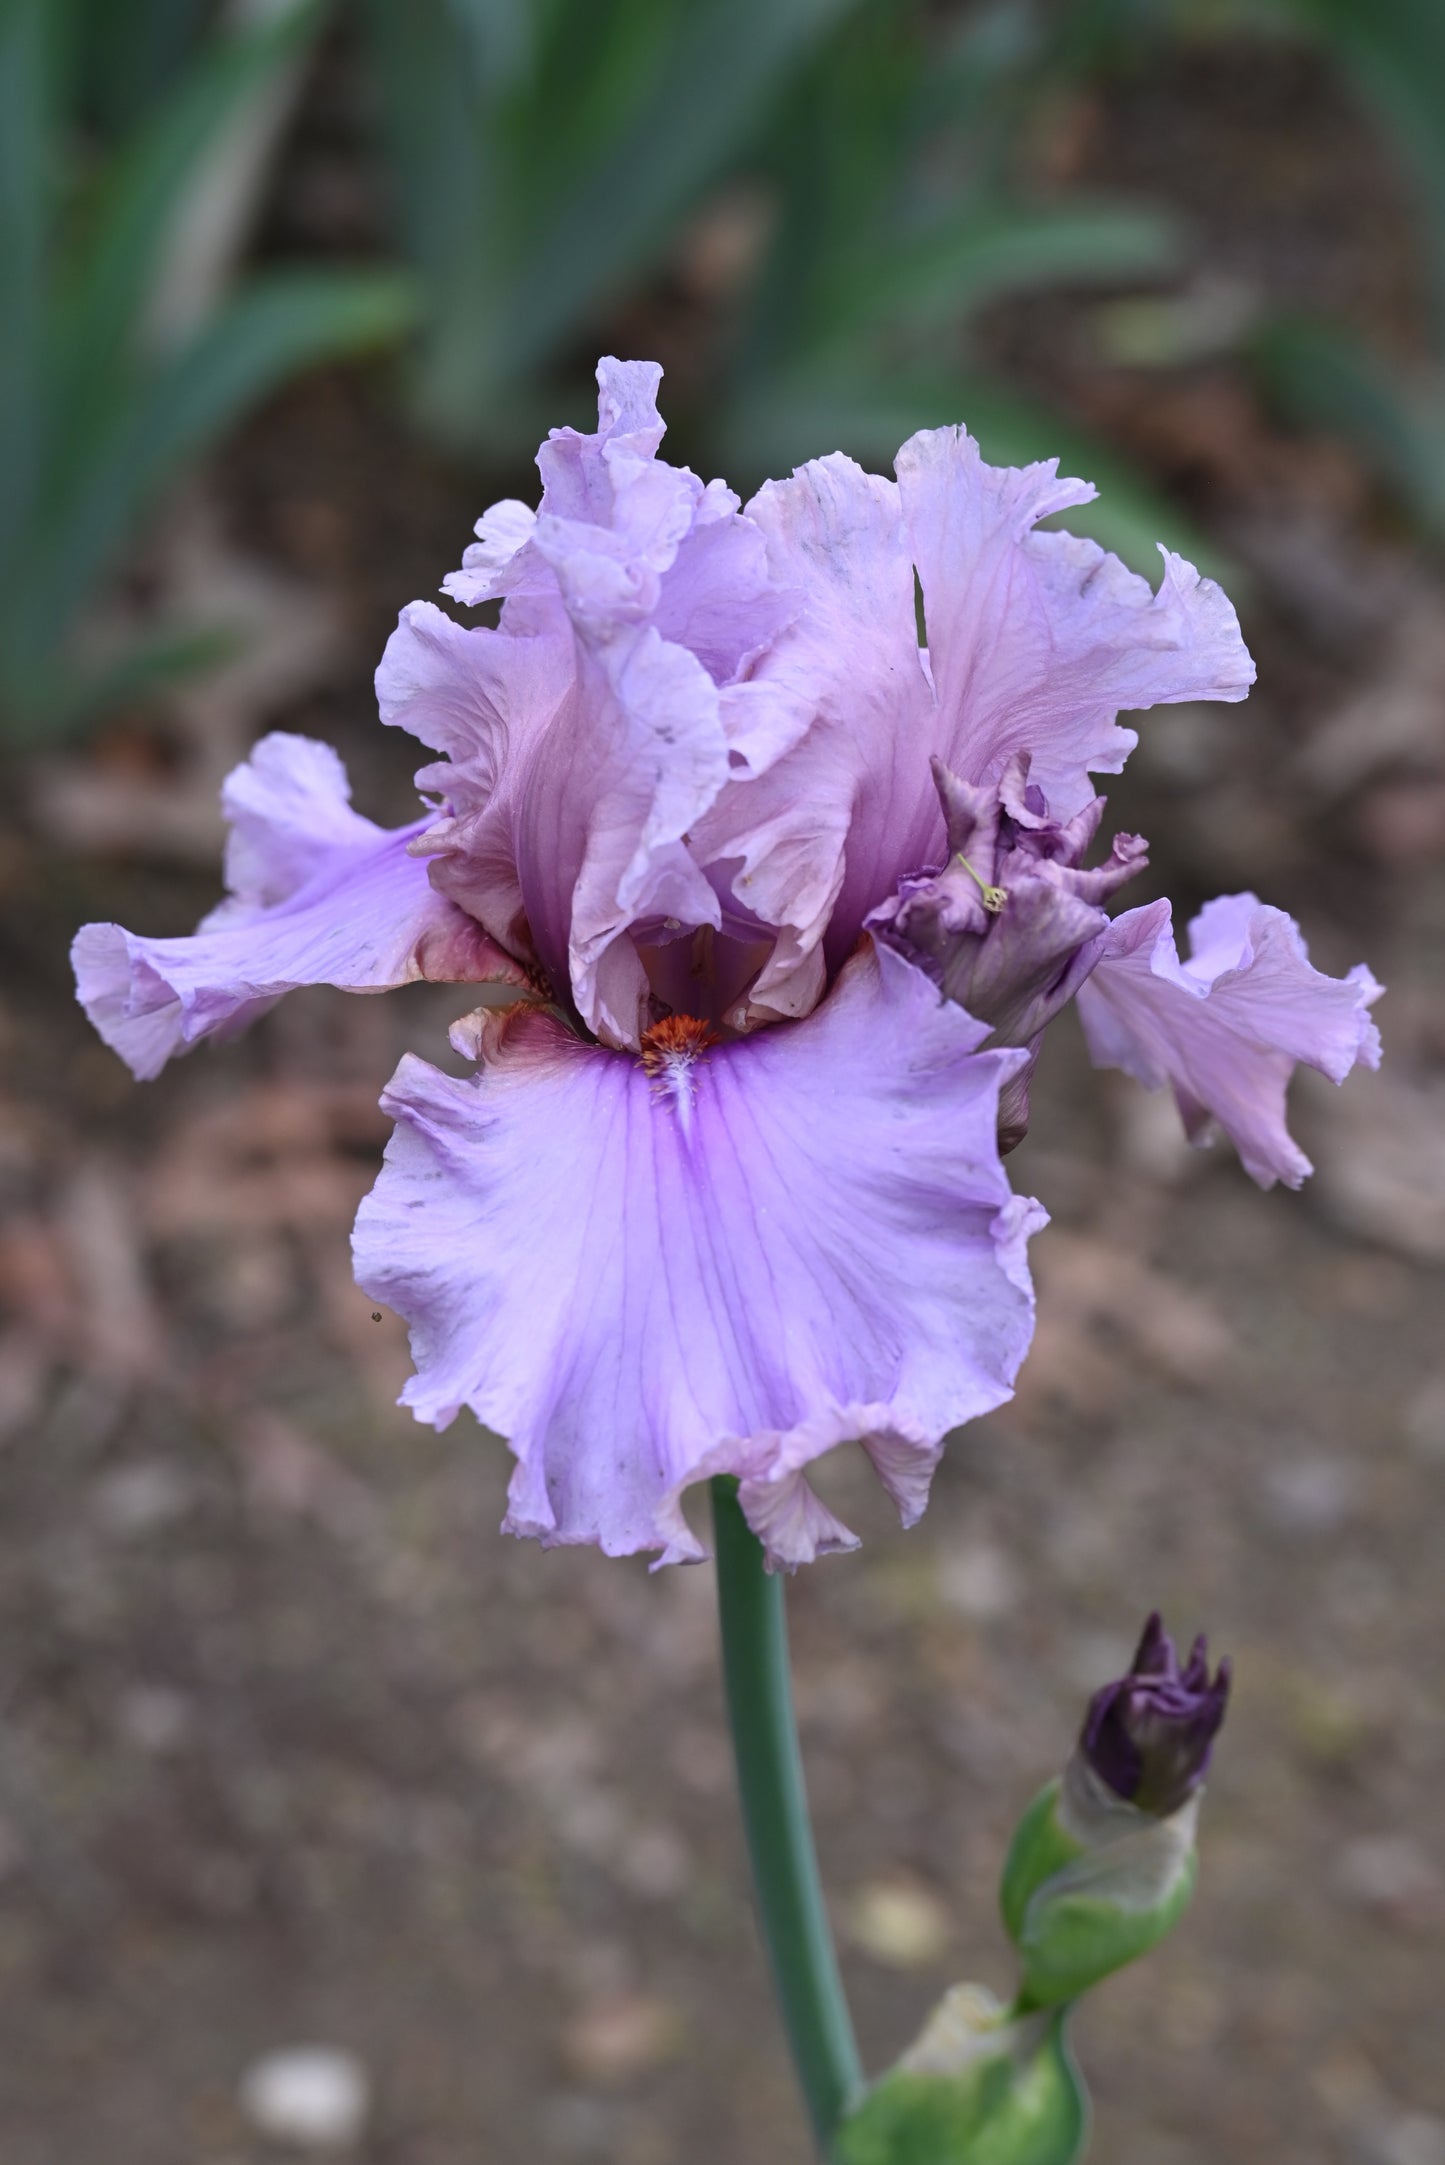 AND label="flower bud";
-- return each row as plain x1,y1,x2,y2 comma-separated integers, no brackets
1082,1610,1230,1816
834,1985,1087,2165
1000,1616,1230,2010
